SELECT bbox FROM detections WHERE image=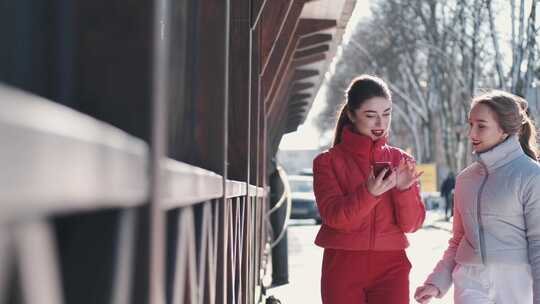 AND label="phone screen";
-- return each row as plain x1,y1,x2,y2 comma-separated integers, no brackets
373,162,392,179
